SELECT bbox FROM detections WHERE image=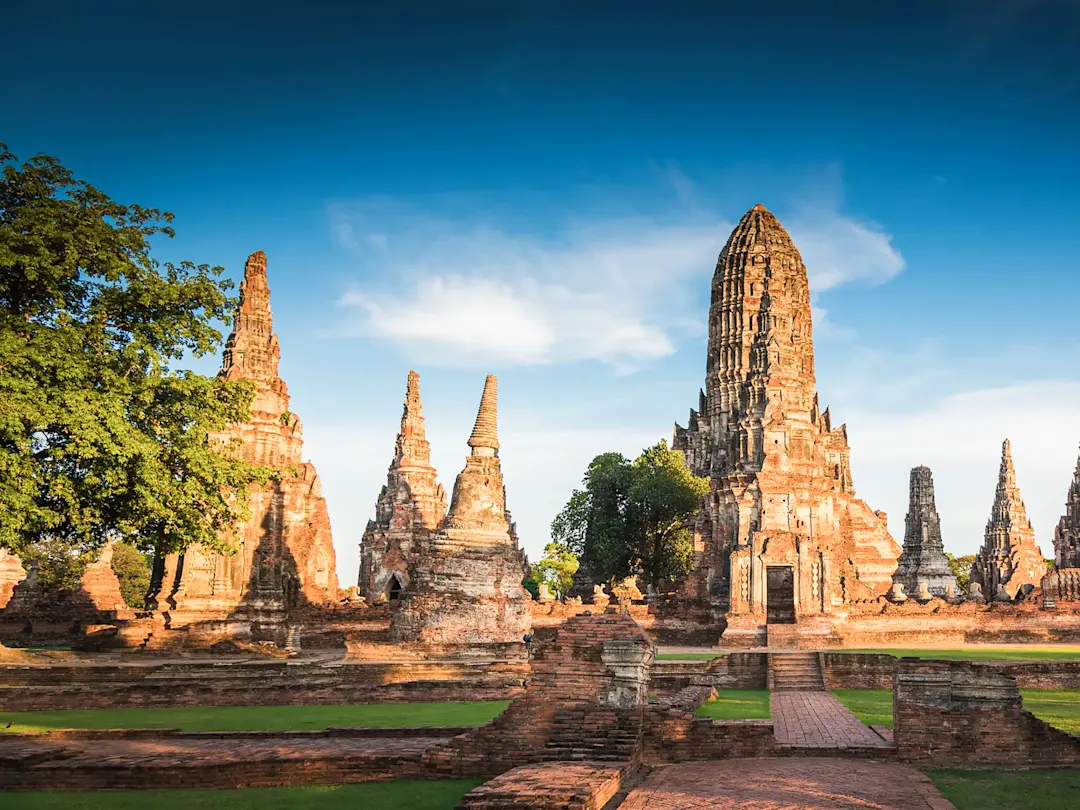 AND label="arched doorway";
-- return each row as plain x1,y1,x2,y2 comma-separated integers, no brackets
386,575,404,602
